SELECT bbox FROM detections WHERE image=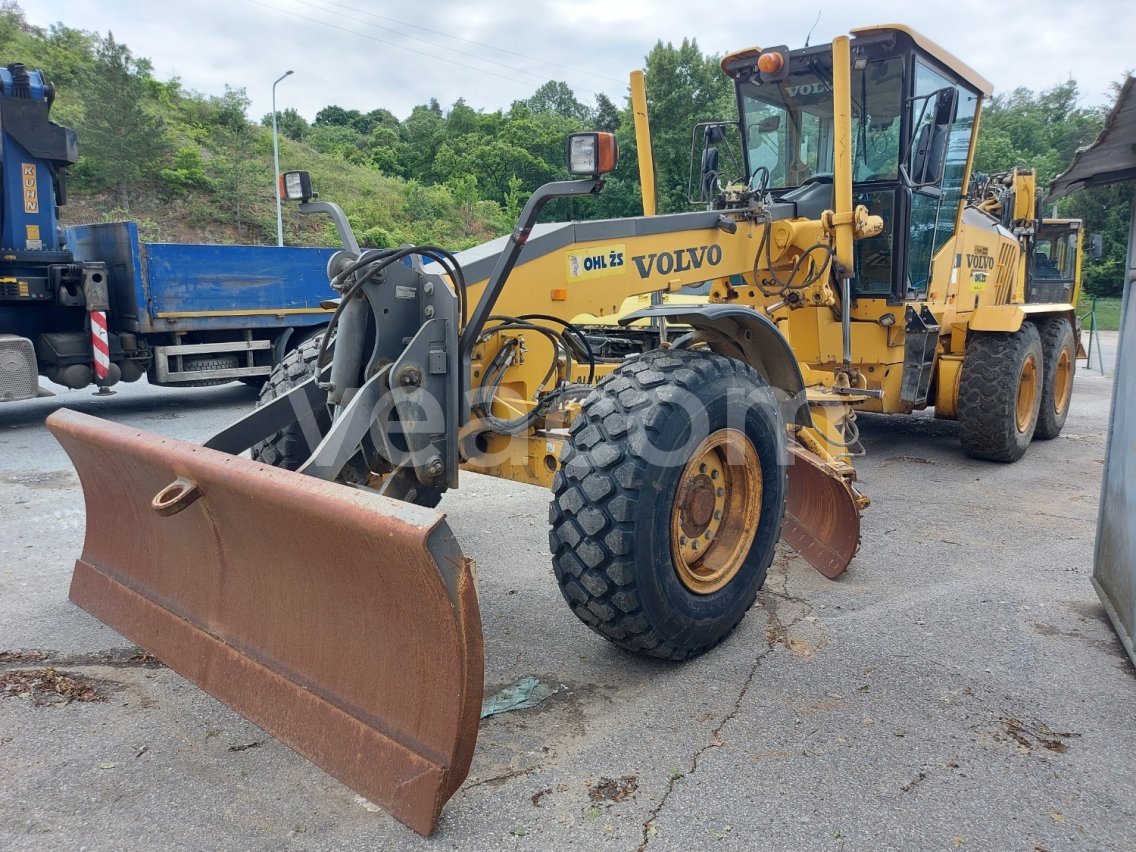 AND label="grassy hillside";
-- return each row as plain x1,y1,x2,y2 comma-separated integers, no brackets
61,130,512,250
